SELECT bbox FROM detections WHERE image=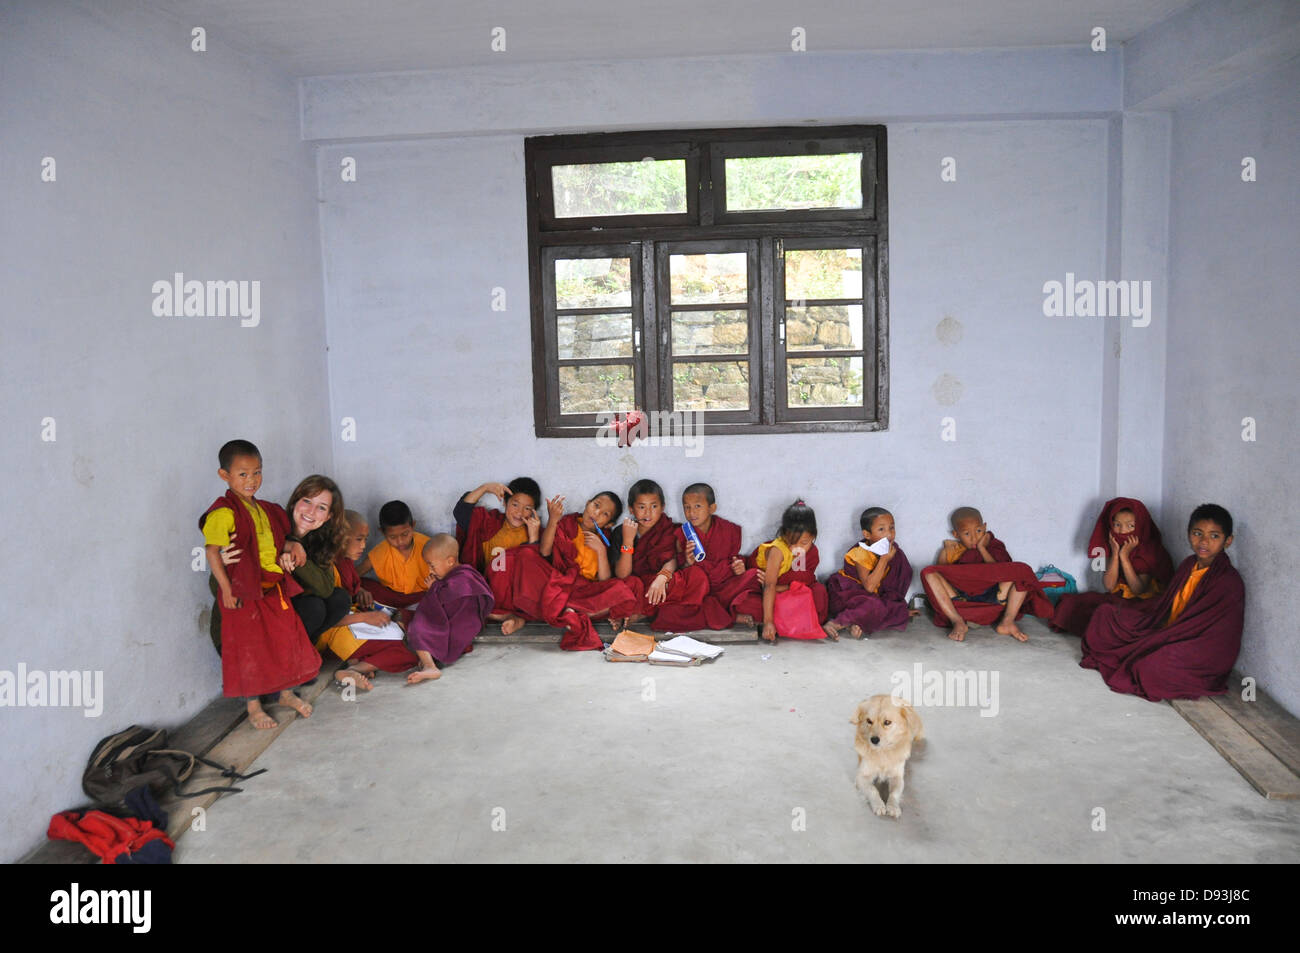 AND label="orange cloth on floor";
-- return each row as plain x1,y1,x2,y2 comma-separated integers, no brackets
369,532,431,594
1166,565,1208,626
315,565,366,660
481,523,528,569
